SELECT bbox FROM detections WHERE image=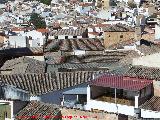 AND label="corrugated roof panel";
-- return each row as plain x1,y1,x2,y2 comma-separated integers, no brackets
89,74,153,91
